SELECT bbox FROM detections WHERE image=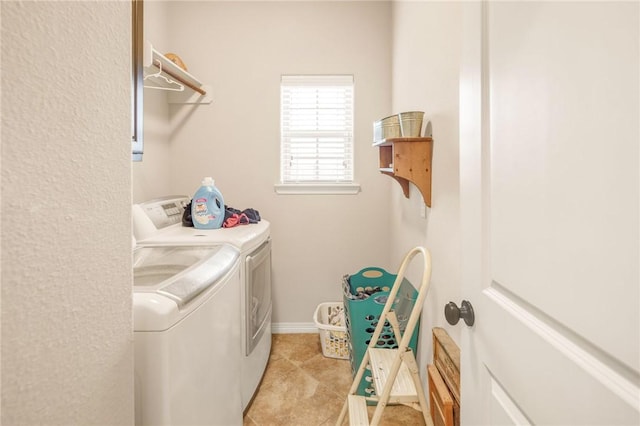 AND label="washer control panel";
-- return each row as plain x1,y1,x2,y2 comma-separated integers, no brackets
133,196,190,238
